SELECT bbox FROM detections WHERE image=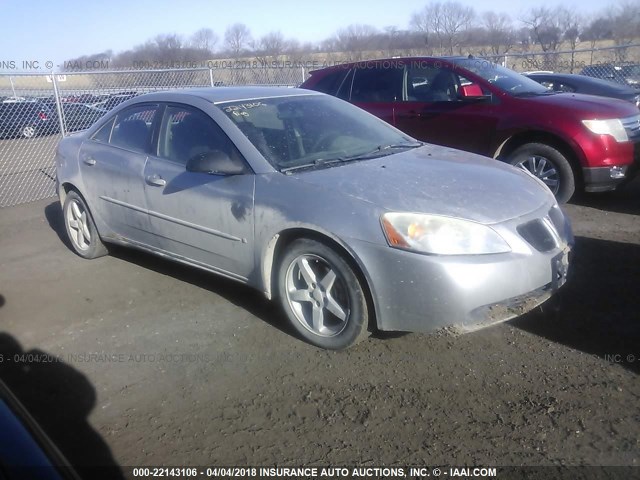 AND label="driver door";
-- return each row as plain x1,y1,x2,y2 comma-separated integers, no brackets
394,63,497,156
143,104,255,280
